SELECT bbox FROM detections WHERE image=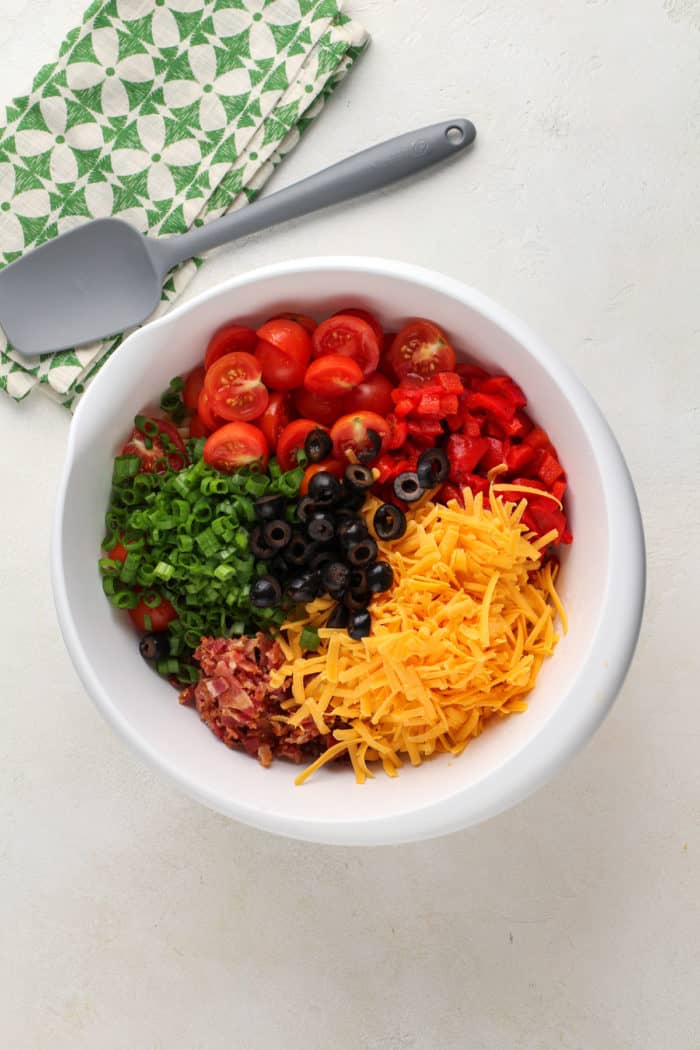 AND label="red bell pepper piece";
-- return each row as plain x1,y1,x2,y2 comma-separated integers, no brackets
462,473,490,496
417,391,442,416
446,434,490,477
461,412,483,437
479,436,508,471
484,418,506,439
537,451,564,487
437,372,464,393
478,375,527,408
505,443,536,474
551,479,567,502
393,398,415,418
465,391,516,423
439,394,460,415
500,410,532,439
524,426,554,452
456,362,488,387
438,482,465,506
384,414,408,450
